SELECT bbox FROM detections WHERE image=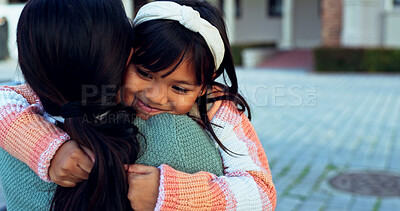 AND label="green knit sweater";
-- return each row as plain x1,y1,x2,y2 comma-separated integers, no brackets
0,113,223,211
